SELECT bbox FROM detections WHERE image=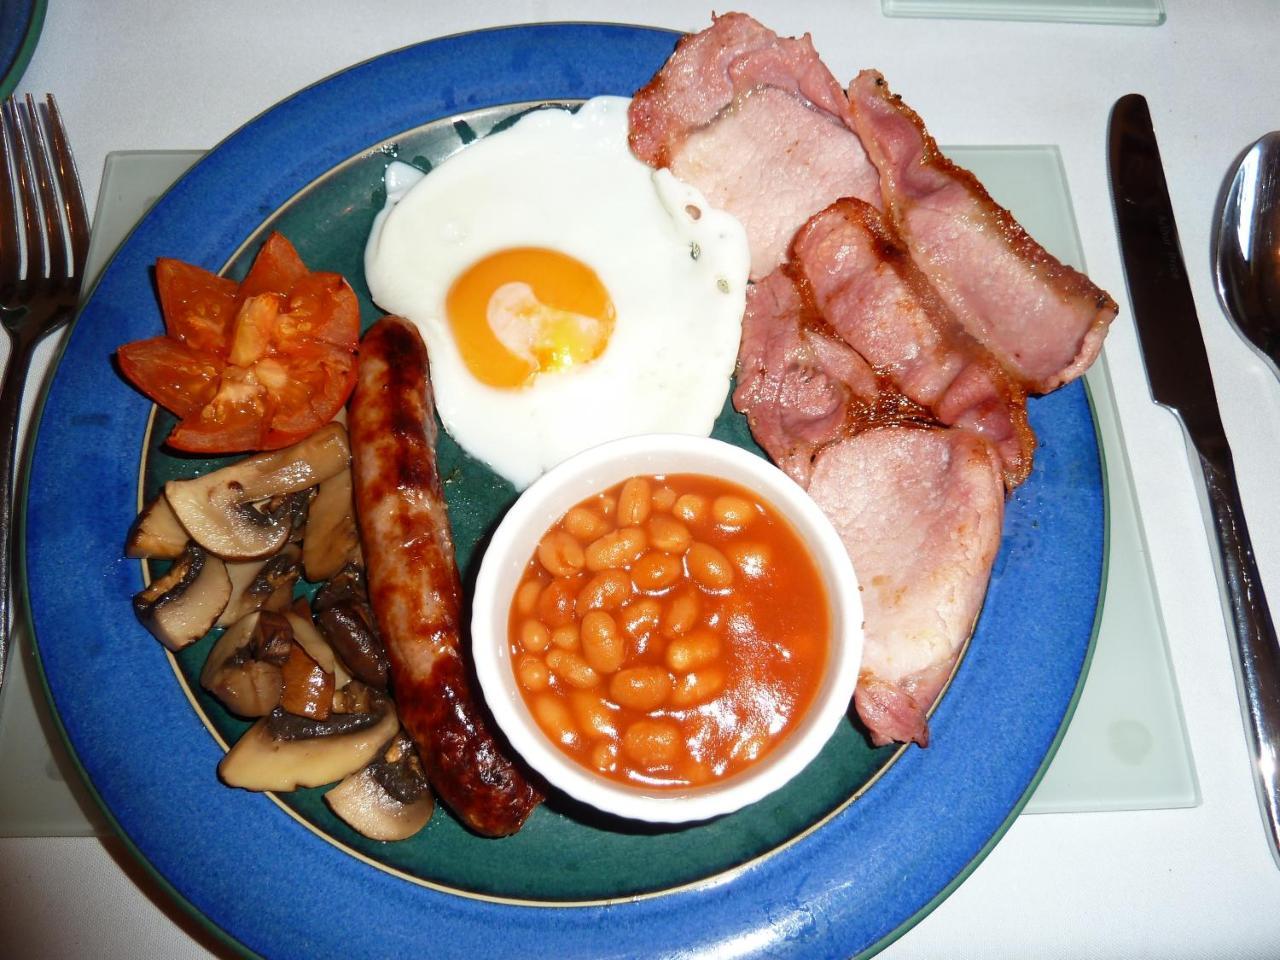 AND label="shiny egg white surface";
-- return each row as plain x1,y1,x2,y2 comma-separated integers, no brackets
364,96,750,490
